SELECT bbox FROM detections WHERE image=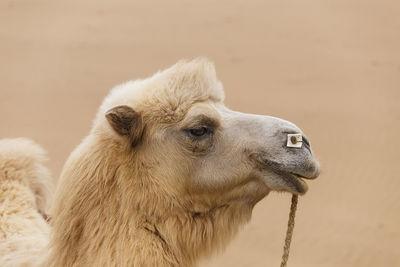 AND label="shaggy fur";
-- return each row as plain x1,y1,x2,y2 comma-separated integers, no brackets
0,138,52,267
